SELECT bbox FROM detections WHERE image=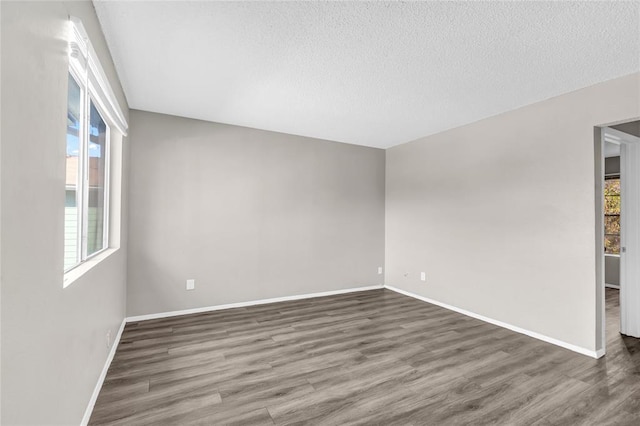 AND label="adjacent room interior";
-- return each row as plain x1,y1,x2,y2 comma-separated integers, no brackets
599,122,640,361
1,1,640,425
